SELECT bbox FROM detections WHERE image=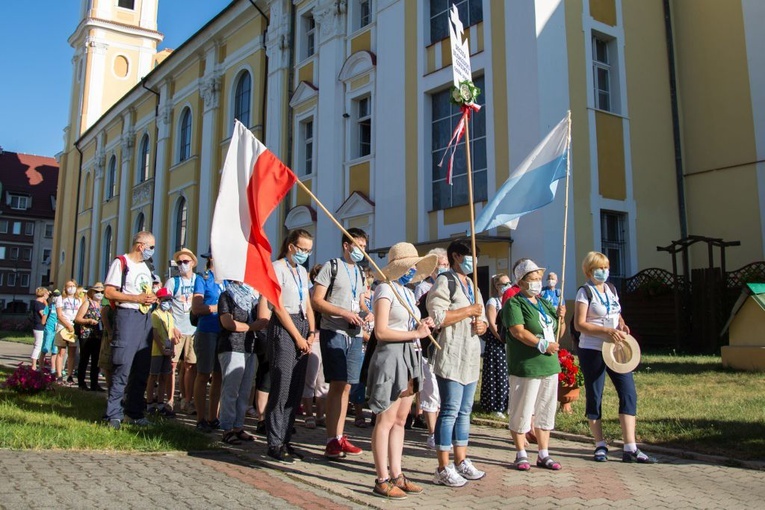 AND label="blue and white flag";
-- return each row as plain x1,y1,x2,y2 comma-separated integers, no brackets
474,113,570,232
